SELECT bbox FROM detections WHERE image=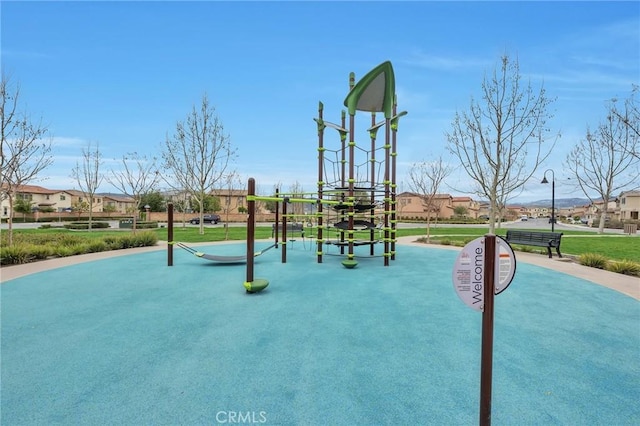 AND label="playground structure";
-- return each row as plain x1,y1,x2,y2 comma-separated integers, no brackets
166,61,407,293
243,61,408,292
